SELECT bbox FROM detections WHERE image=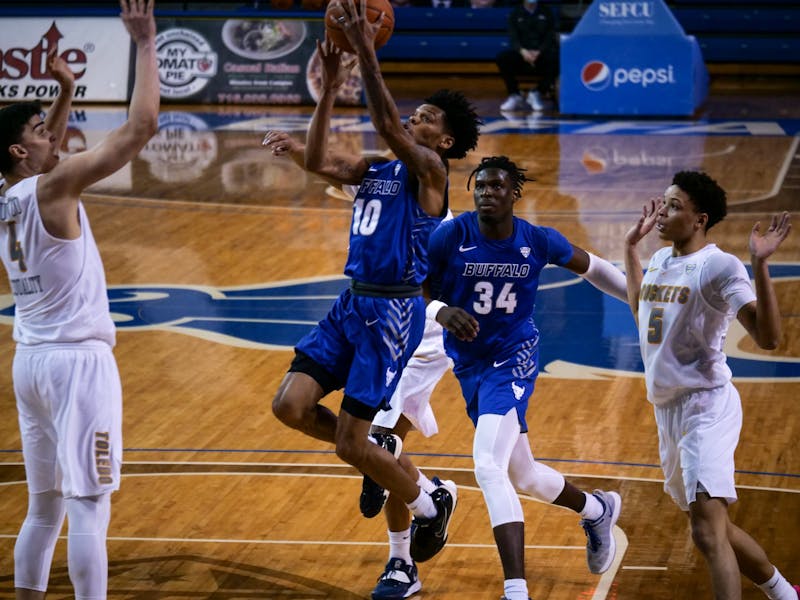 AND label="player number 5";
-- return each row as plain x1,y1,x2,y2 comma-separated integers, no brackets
647,307,663,343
